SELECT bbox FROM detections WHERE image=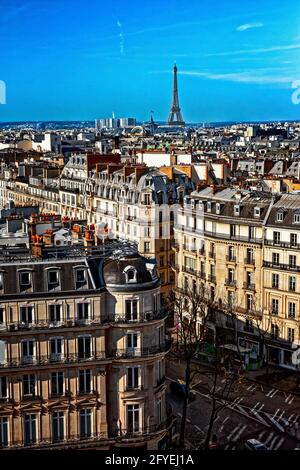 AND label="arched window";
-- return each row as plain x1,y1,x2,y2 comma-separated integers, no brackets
123,266,137,283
